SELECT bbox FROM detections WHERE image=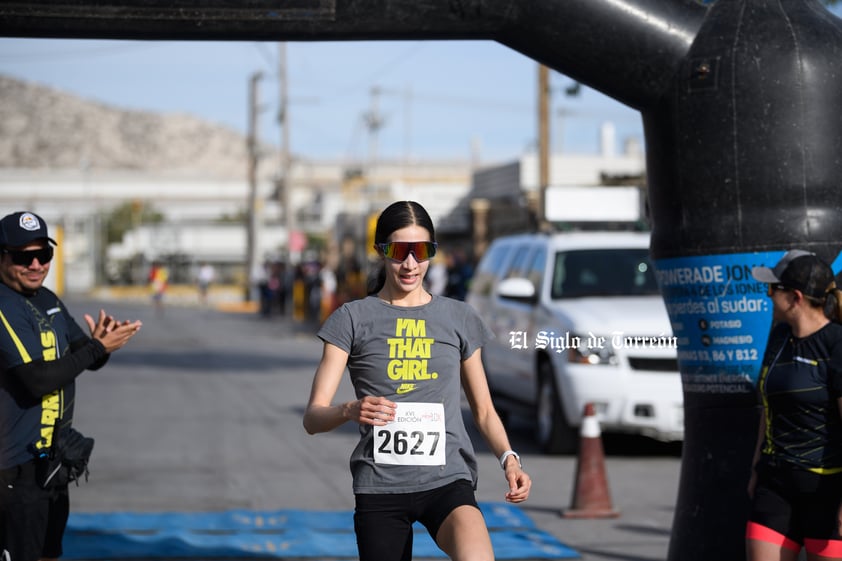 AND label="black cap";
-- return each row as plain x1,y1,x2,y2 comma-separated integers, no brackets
0,211,57,248
751,249,835,300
